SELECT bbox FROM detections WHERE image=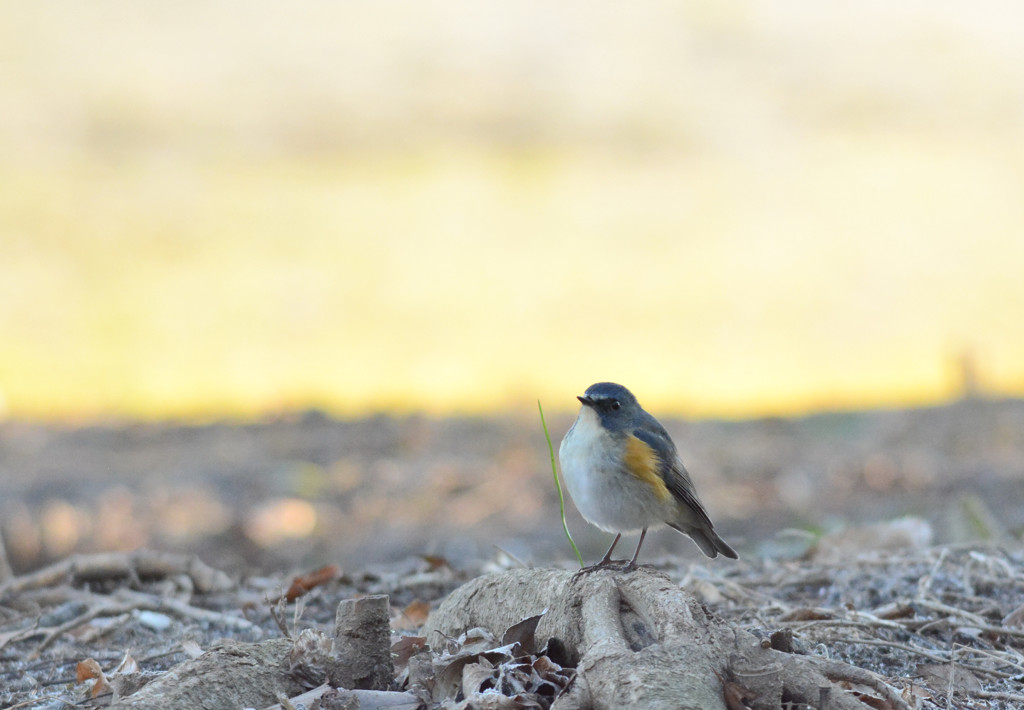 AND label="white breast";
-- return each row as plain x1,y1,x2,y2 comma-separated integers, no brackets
558,408,666,533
